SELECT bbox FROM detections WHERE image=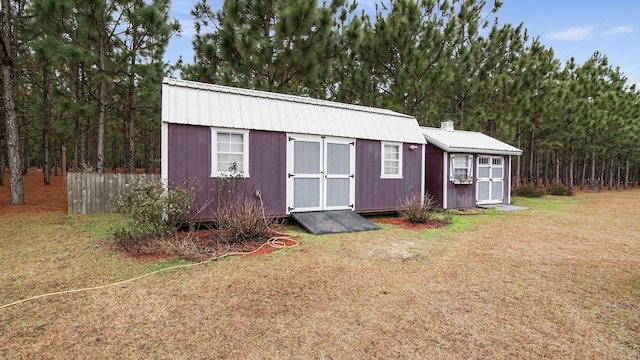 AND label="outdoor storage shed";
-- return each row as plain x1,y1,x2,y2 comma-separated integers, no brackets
422,121,523,210
162,78,427,222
